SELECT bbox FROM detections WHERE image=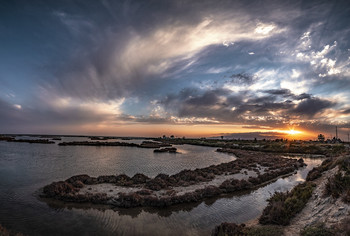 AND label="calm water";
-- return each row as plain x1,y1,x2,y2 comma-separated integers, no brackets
0,137,322,236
